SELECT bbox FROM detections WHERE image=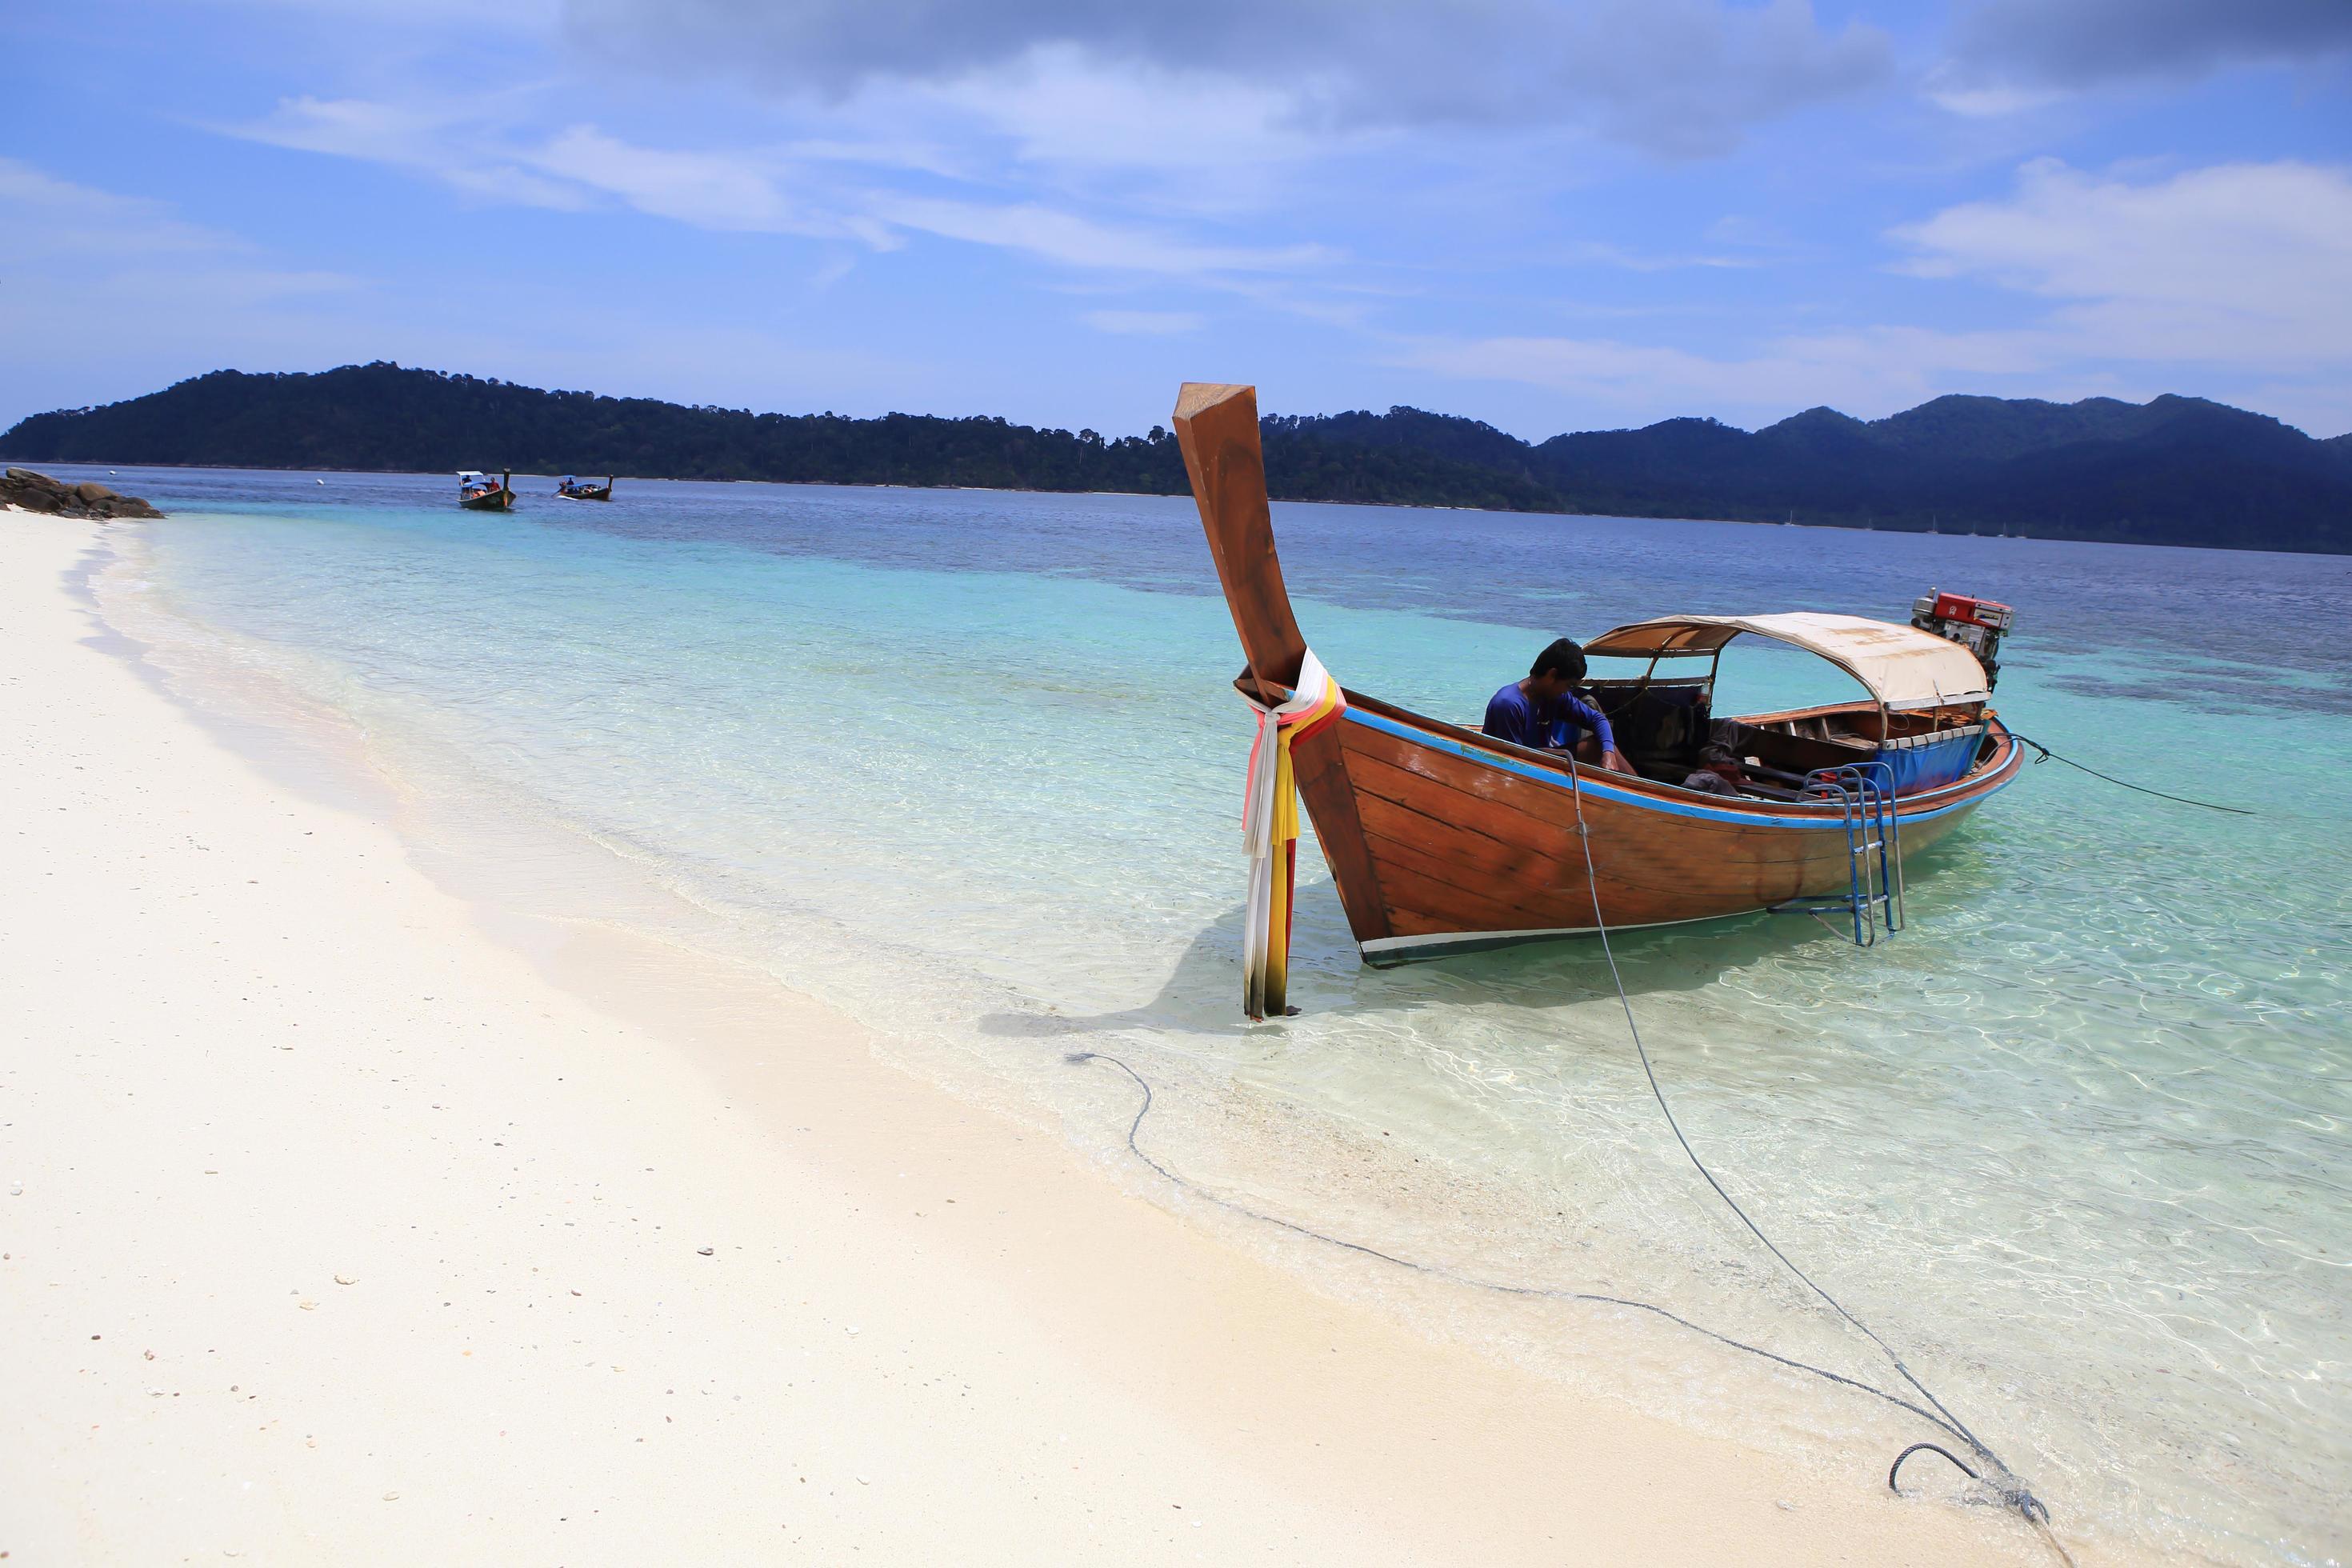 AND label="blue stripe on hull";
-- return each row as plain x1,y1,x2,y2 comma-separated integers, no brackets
1339,707,2018,831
